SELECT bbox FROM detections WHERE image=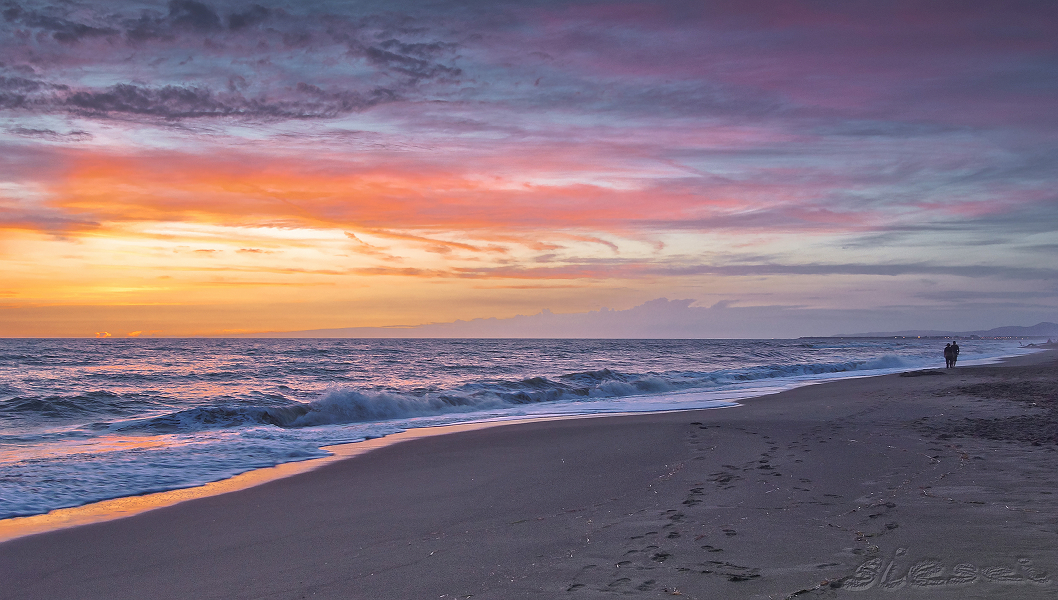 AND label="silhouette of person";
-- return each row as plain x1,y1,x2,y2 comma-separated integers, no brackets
943,343,953,368
951,341,960,366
